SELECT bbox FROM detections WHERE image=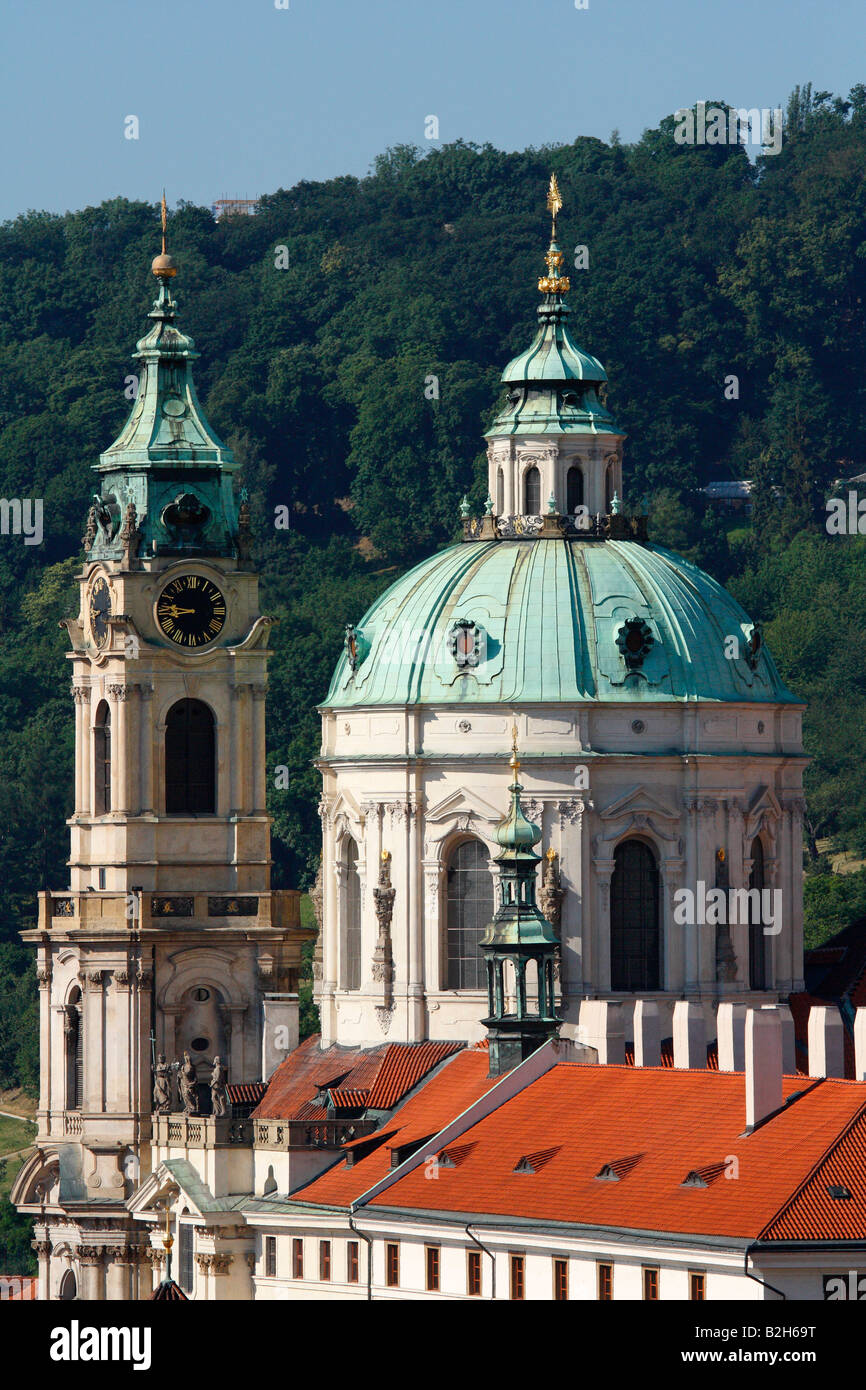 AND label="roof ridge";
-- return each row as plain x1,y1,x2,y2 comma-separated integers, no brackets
758,1095,866,1240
